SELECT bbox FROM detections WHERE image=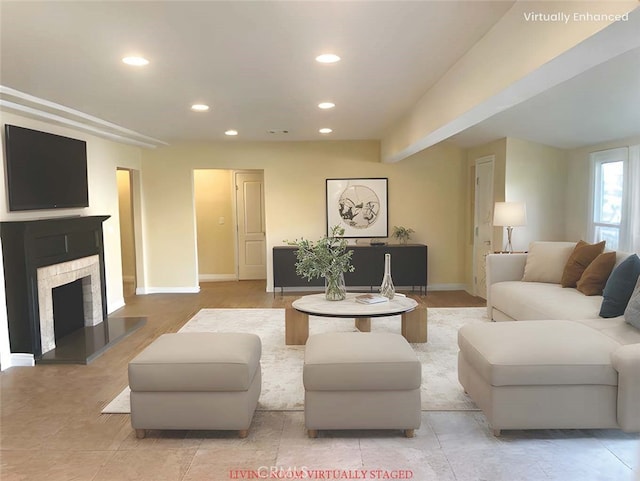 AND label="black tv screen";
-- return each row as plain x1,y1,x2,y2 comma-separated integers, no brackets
4,125,89,211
